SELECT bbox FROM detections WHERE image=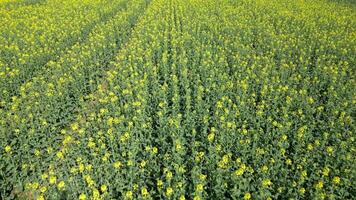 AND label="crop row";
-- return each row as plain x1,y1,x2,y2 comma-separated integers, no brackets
0,0,150,198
